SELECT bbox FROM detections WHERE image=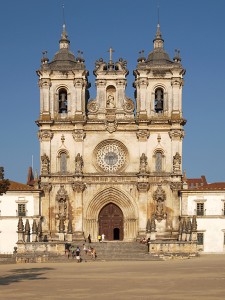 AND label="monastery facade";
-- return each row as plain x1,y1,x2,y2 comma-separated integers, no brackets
36,22,186,243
